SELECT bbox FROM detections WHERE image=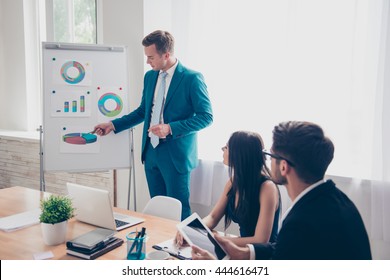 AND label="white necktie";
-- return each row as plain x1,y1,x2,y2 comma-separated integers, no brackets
150,72,168,148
